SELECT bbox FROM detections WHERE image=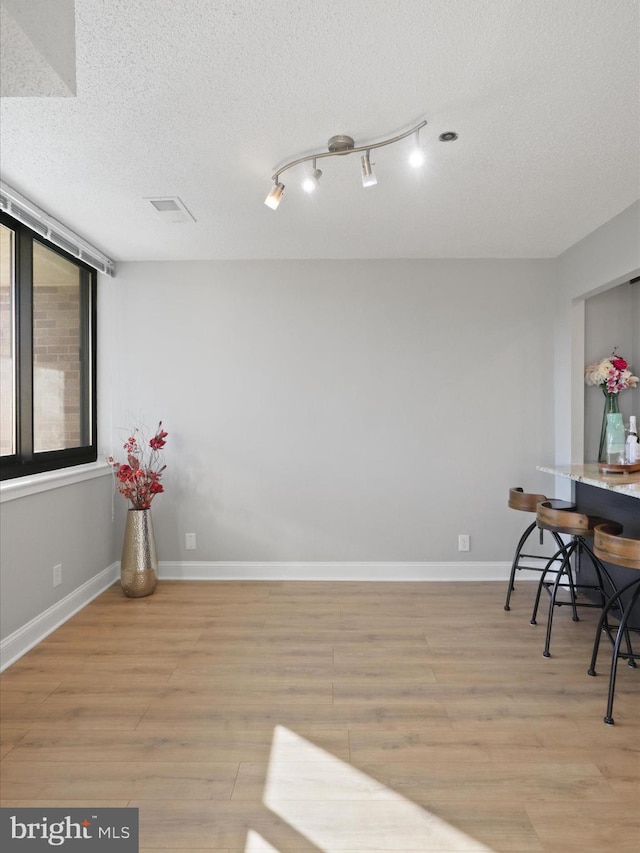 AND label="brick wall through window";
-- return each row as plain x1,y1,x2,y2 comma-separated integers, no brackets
32,242,83,452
